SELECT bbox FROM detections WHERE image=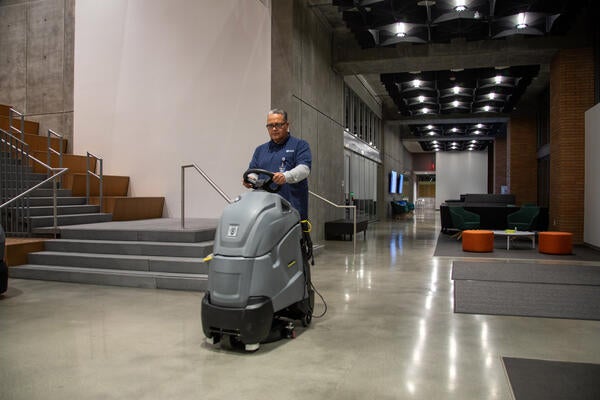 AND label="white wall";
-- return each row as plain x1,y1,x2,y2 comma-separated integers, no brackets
74,0,270,218
435,151,488,209
585,103,600,247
